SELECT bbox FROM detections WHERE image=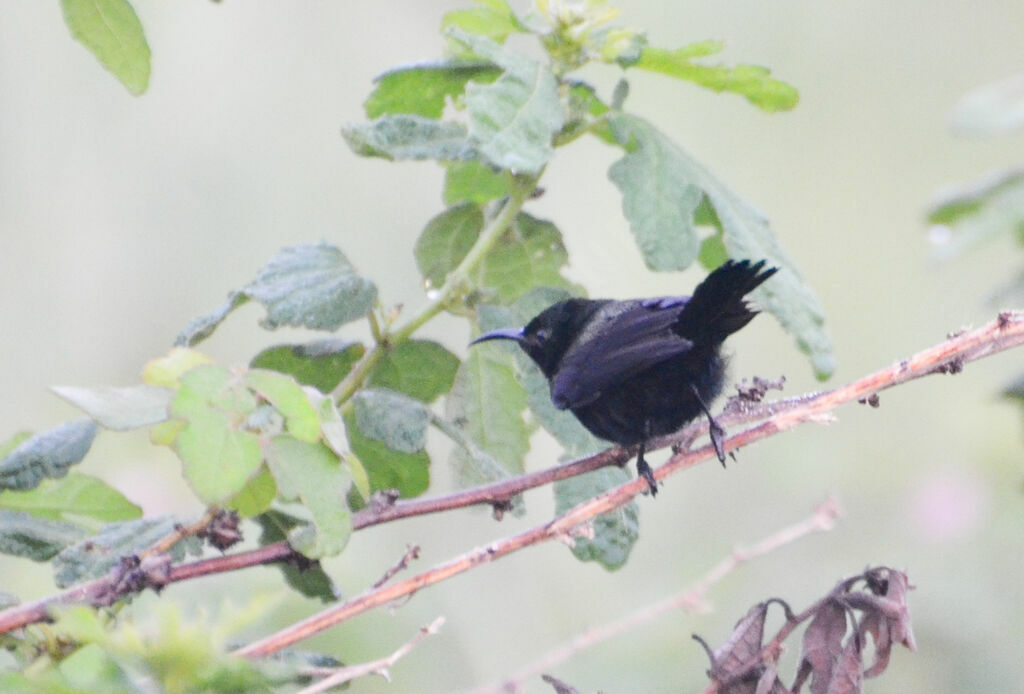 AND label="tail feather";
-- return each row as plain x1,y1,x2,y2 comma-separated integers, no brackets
674,259,777,344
